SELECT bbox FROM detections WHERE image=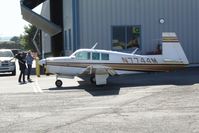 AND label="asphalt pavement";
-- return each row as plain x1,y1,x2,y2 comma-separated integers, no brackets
0,67,199,133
